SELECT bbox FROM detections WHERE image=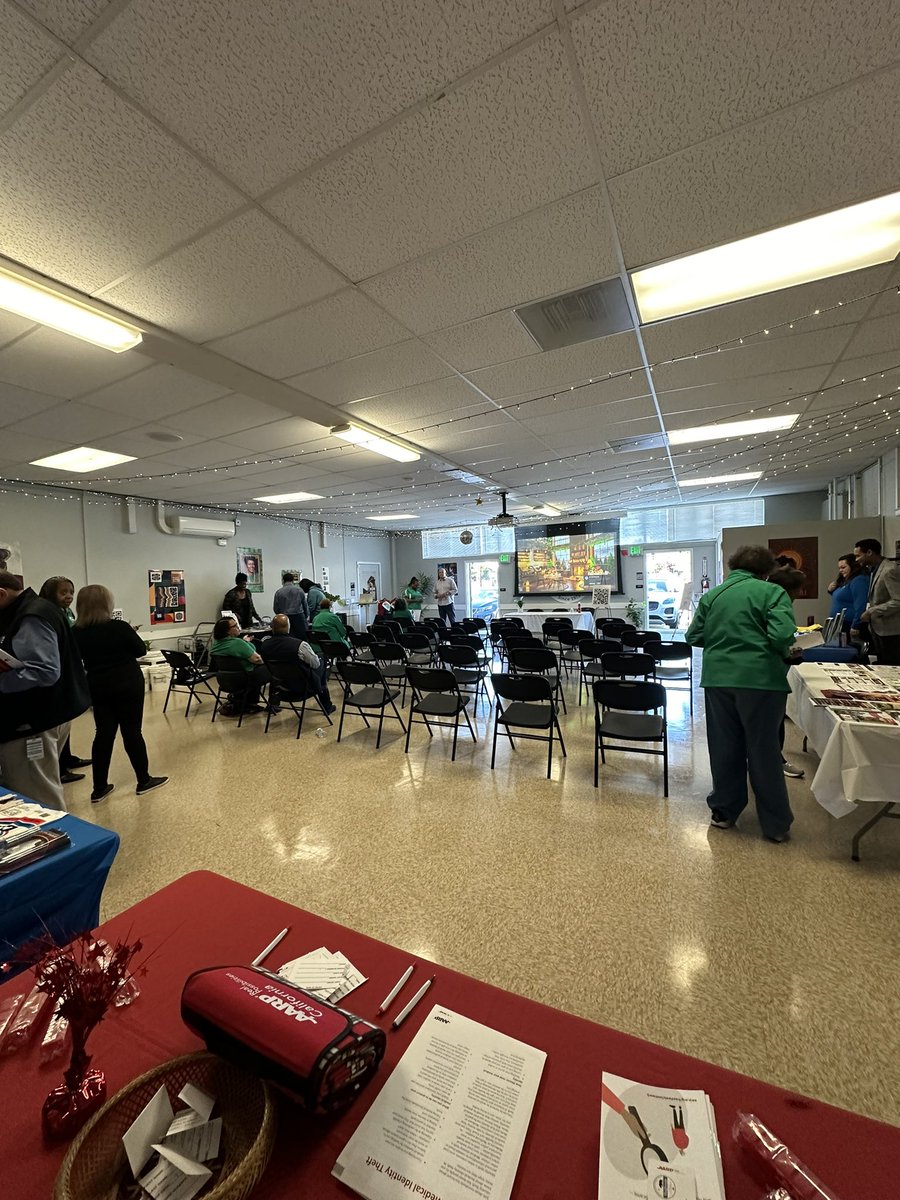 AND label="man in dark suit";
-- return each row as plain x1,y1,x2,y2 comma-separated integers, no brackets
855,538,900,665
